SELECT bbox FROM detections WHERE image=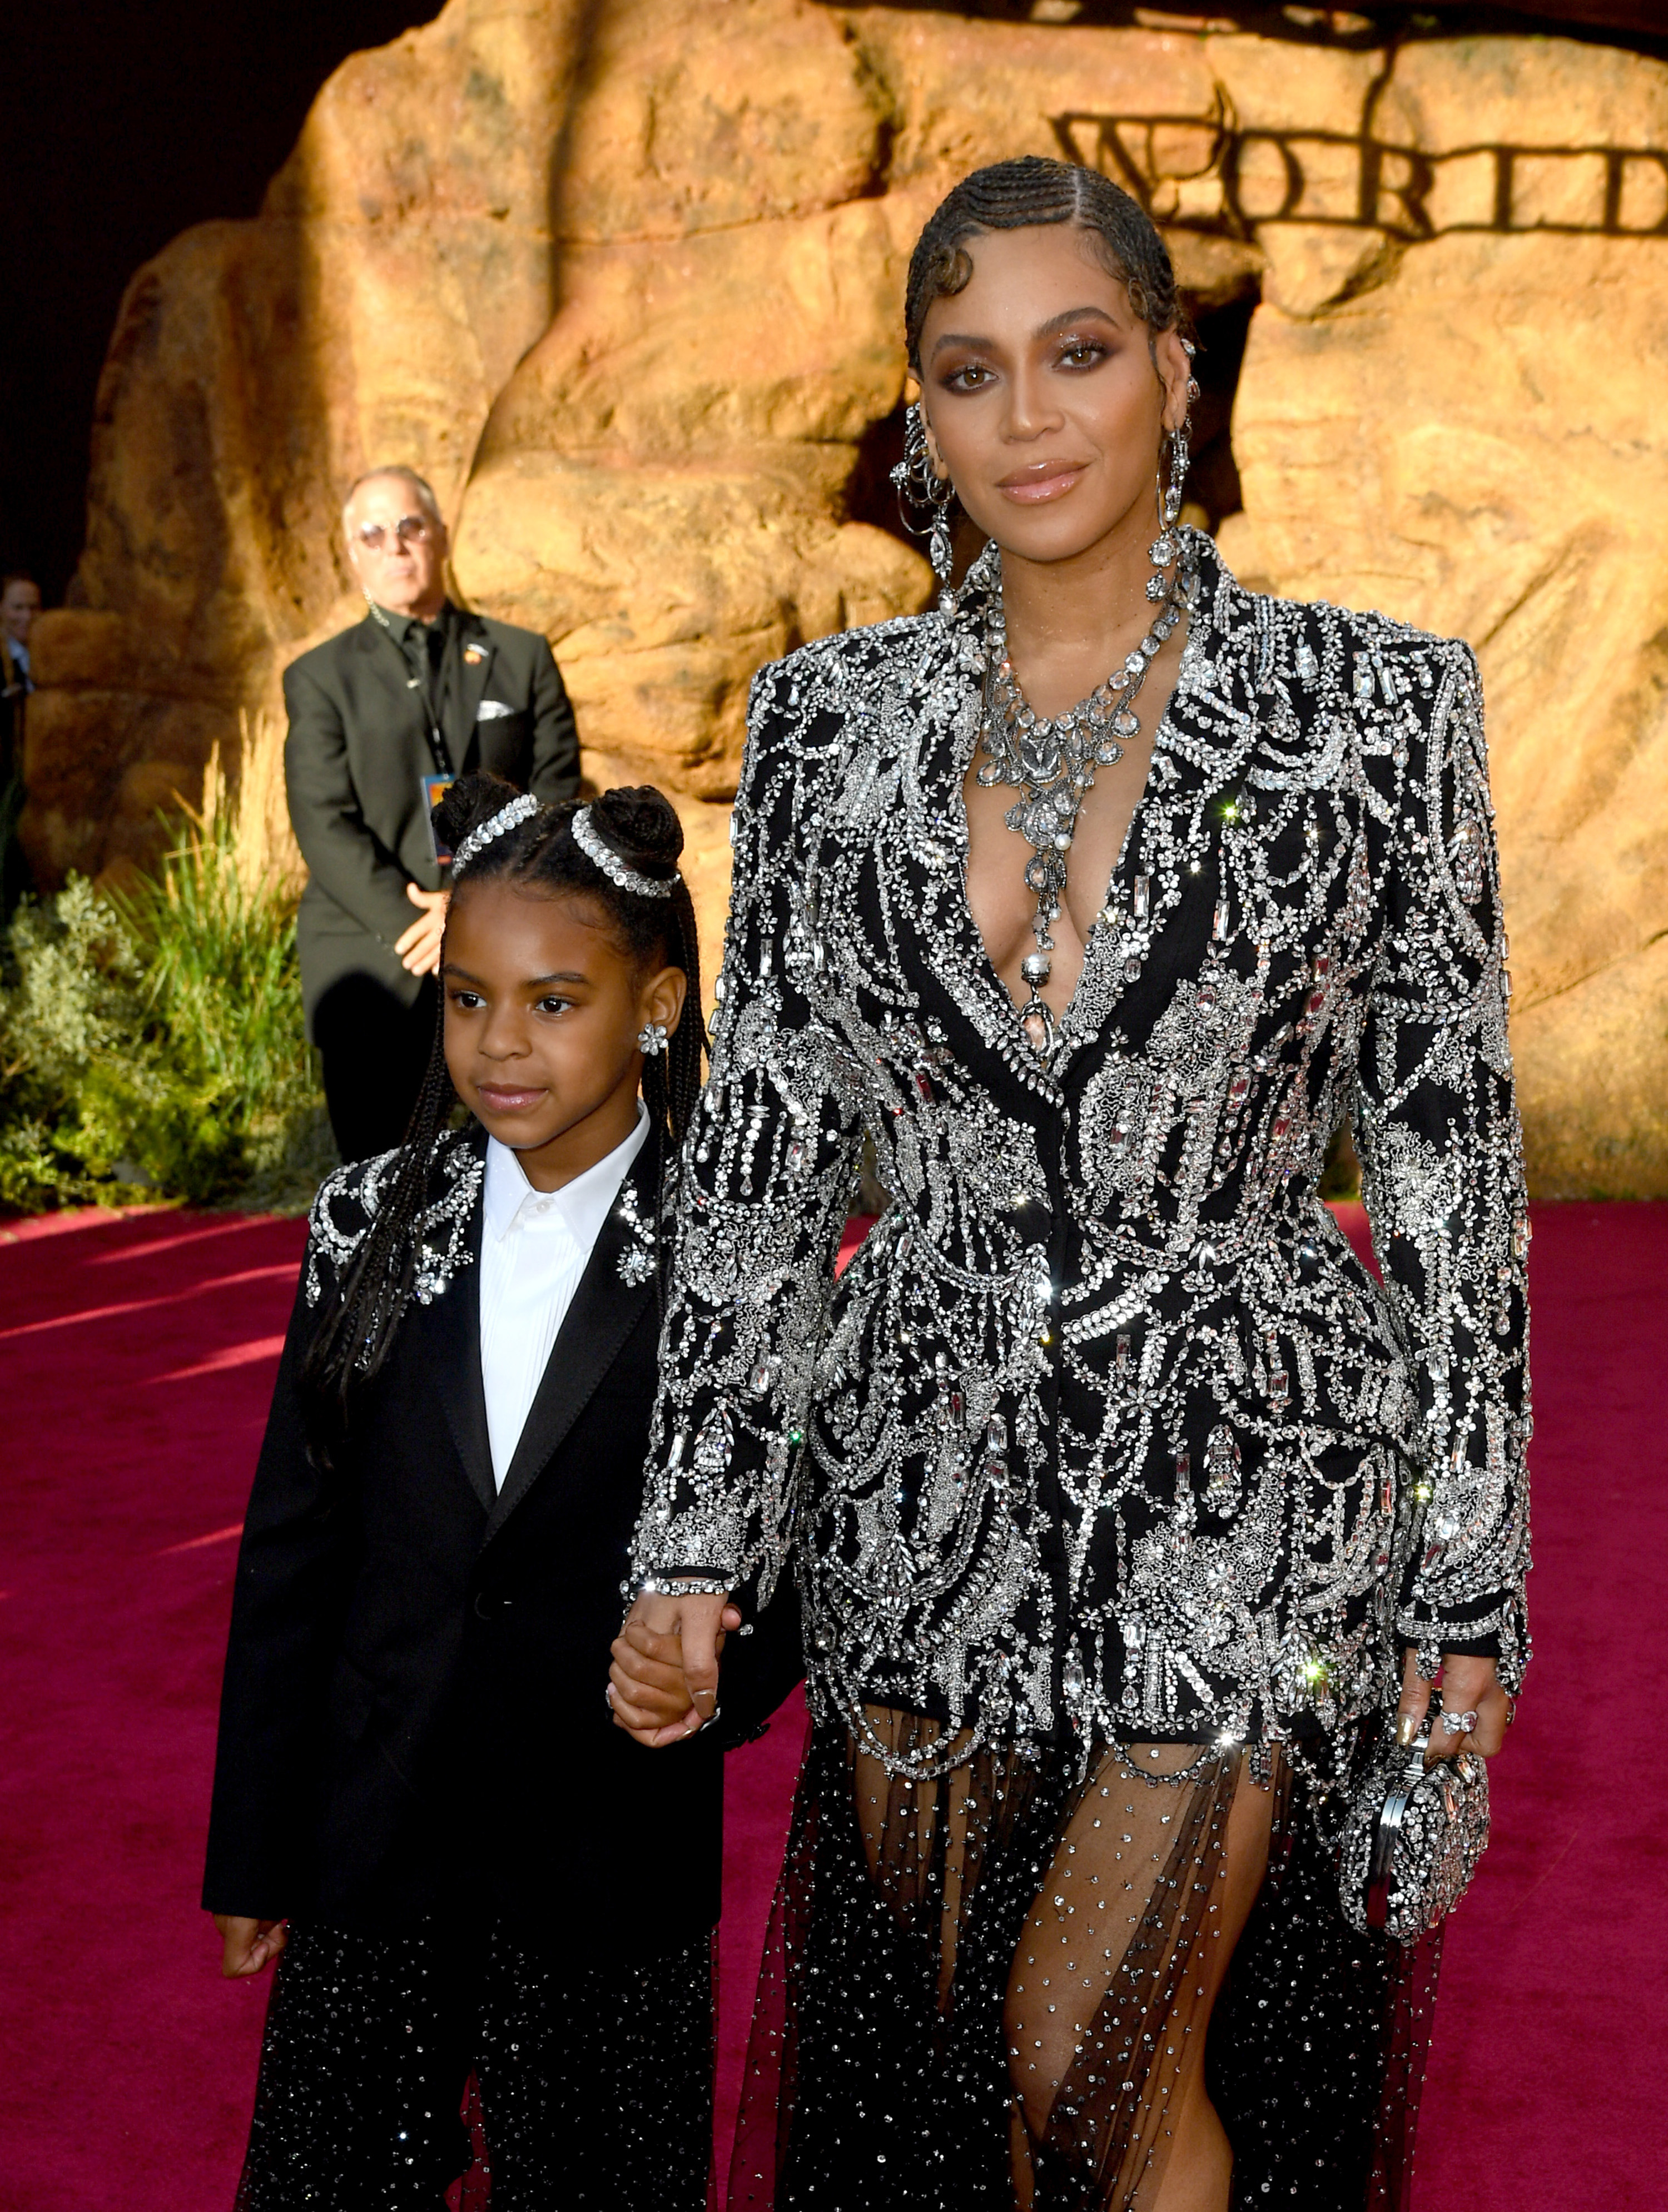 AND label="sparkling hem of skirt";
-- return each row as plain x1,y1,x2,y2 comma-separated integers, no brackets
728,1712,1440,2212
